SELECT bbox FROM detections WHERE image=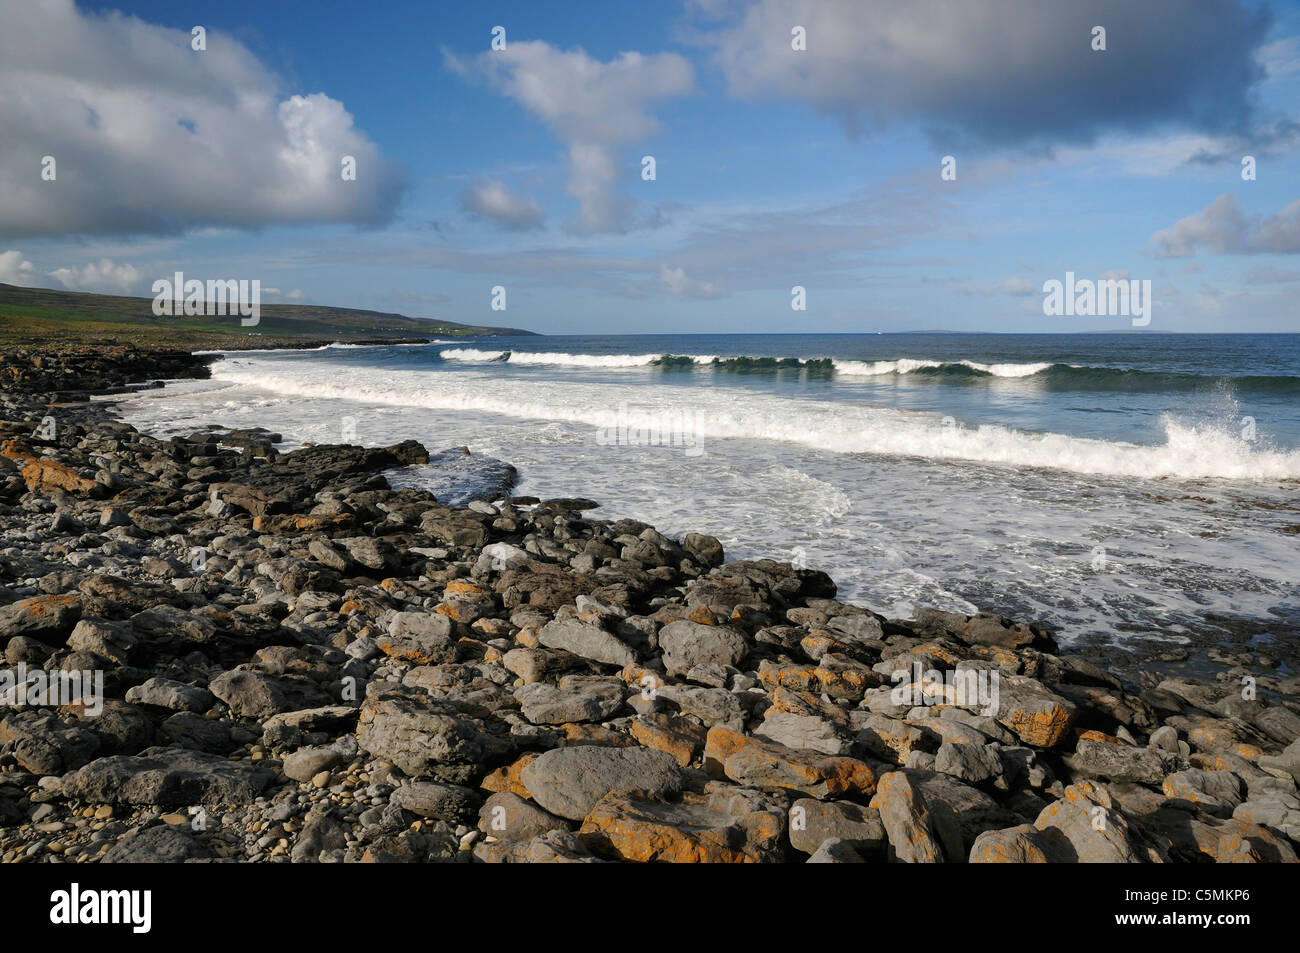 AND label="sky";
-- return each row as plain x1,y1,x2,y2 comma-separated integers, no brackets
2,0,1299,334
